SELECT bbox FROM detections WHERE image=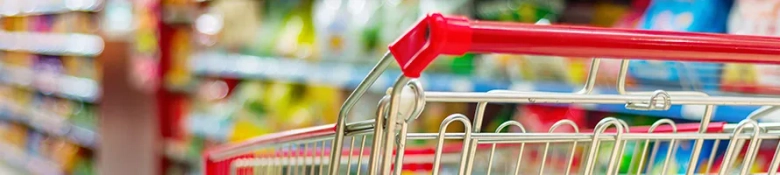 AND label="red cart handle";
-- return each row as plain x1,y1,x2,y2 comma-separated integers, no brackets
389,13,780,77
